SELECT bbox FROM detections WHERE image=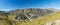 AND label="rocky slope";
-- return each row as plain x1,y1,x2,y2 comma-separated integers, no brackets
0,8,58,25
8,8,56,21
